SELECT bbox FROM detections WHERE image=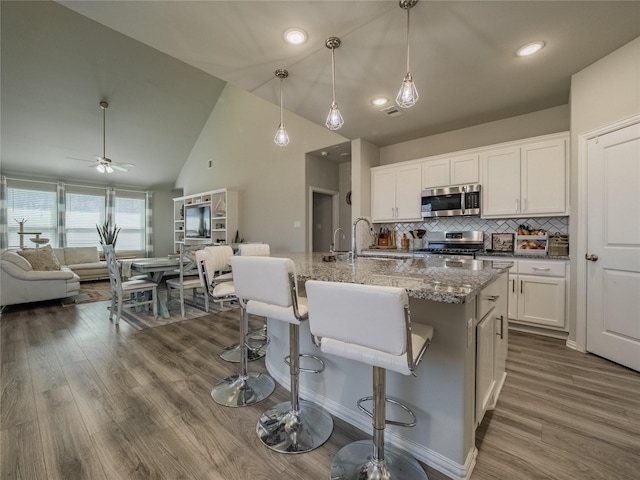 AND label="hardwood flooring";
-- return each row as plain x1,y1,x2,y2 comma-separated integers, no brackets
1,300,638,480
